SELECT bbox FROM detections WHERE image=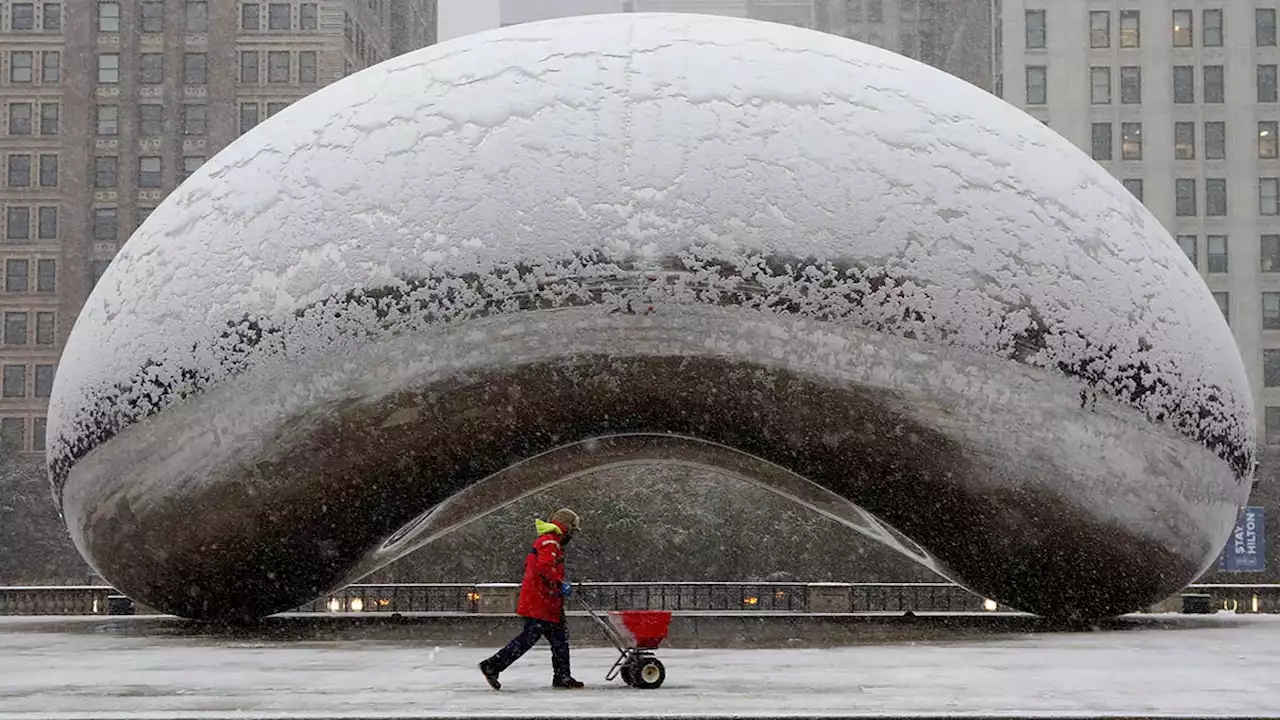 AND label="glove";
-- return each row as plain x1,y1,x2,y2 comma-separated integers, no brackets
560,581,573,598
